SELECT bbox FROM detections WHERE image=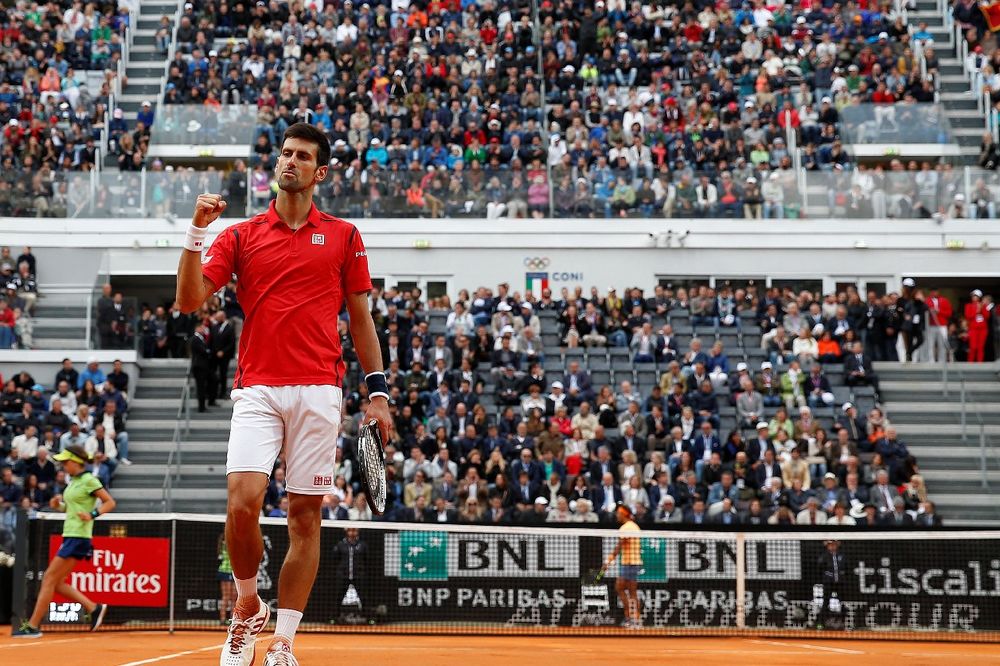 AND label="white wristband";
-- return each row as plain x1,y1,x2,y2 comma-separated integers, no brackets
184,224,208,252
